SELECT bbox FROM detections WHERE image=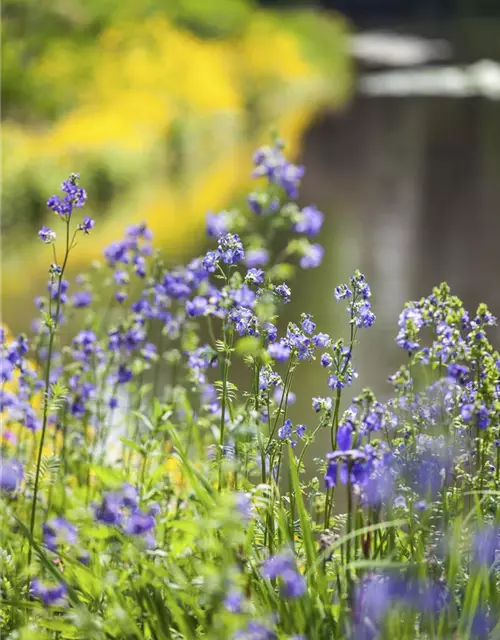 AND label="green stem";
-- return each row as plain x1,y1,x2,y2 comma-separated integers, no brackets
218,329,232,492
330,388,342,450
266,356,294,449
28,219,71,569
